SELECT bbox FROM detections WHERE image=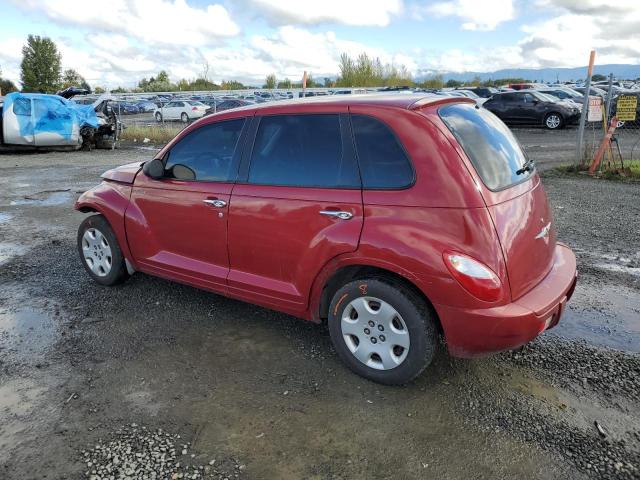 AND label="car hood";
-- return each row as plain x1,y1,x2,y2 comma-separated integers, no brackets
101,162,143,184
